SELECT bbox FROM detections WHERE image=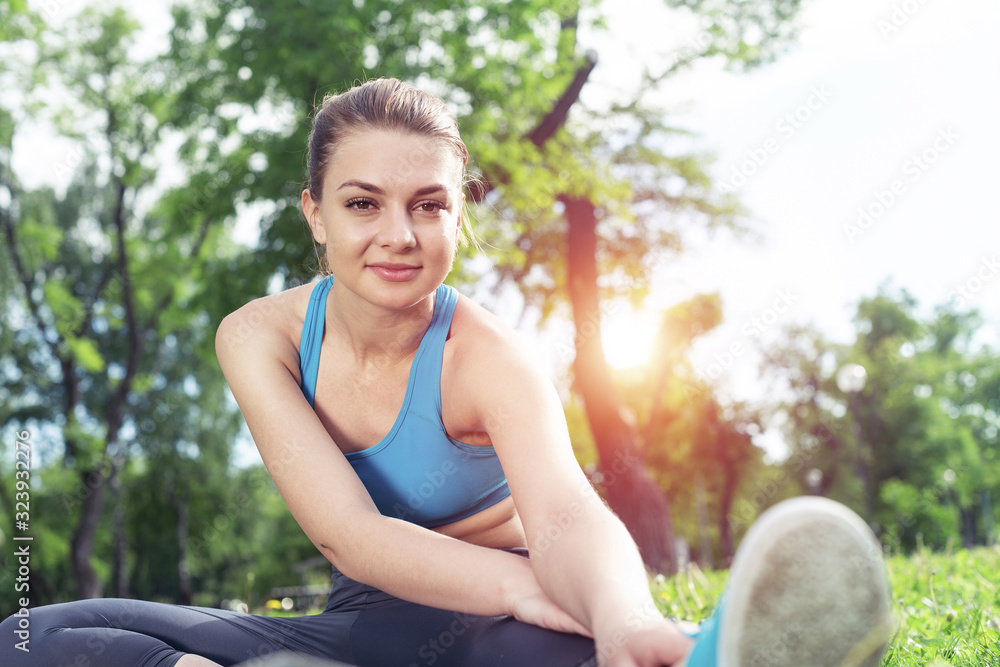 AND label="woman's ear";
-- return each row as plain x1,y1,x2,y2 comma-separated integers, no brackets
301,189,327,244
